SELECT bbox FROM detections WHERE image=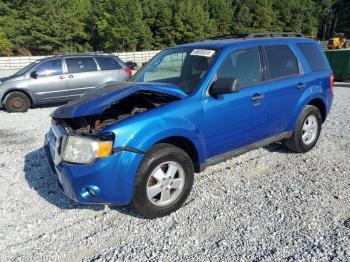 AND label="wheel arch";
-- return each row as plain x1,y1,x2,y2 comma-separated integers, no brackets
288,91,328,130
1,89,33,107
307,98,327,122
154,136,201,173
